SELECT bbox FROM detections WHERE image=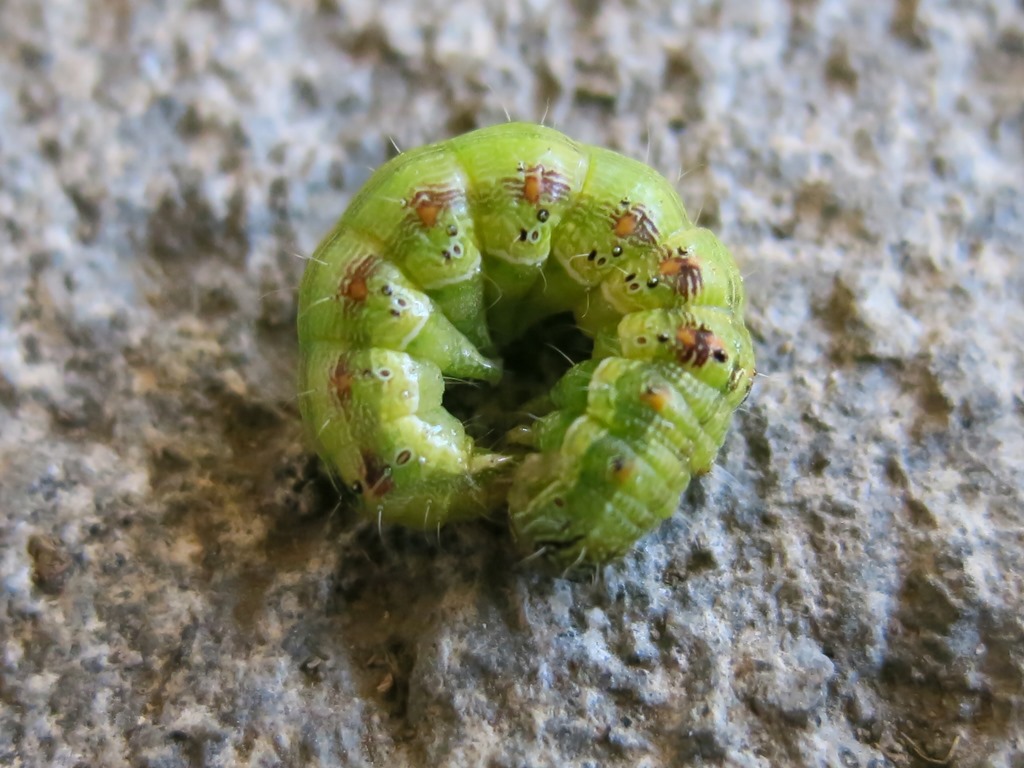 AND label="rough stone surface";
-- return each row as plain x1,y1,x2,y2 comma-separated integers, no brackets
2,1,1022,766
